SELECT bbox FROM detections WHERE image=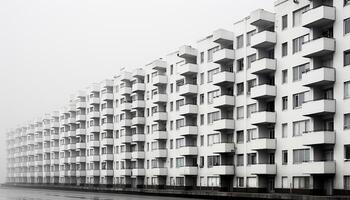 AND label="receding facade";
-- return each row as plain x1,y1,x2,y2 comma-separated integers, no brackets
6,0,350,196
